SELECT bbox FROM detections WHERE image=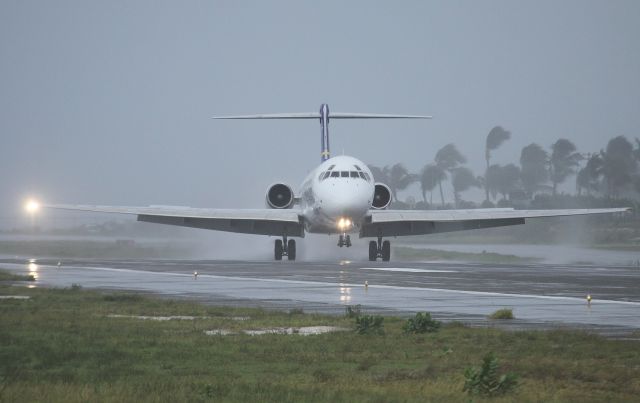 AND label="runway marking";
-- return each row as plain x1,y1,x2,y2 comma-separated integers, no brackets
31,264,640,307
360,267,456,273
